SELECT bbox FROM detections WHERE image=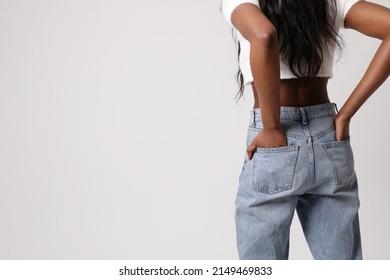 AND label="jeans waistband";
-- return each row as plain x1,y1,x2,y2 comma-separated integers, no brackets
250,102,338,126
